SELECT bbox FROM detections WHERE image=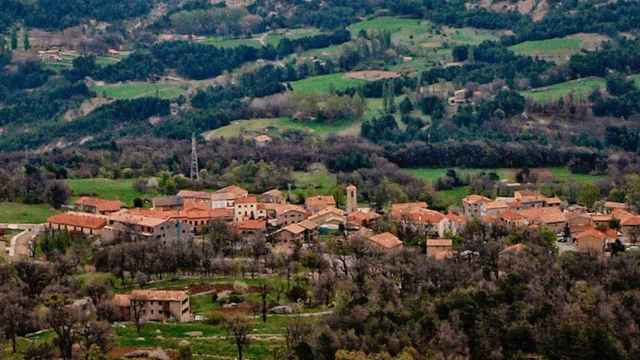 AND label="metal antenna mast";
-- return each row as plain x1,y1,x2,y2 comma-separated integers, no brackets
190,133,199,181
